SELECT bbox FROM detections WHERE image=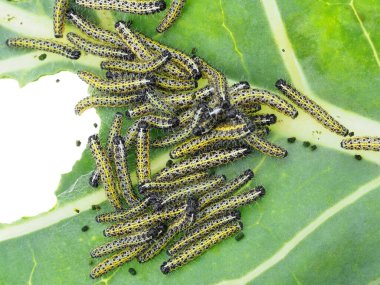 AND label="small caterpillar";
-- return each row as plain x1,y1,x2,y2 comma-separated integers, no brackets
275,79,349,136
115,21,153,60
100,50,171,73
156,0,186,33
139,172,209,194
341,136,380,151
250,114,277,126
134,31,200,79
239,104,262,116
66,32,134,60
76,0,166,14
112,136,138,205
137,198,198,263
198,169,254,209
74,94,142,115
193,107,227,136
88,112,124,189
90,224,167,258
126,86,212,118
154,148,251,181
170,124,253,158
167,211,240,256
88,135,123,210
89,170,101,188
228,81,250,94
231,88,298,118
145,88,177,116
154,73,198,91
77,71,154,93
95,196,156,223
193,56,229,108
156,175,226,207
103,206,185,237
152,106,207,147
87,112,124,189
53,0,69,38
161,221,242,274
243,133,288,158
138,115,180,129
6,38,81,60
66,9,126,48
90,243,149,279
136,121,151,186
195,186,265,225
